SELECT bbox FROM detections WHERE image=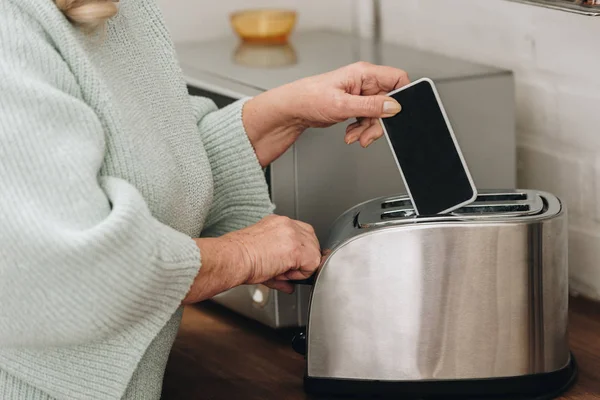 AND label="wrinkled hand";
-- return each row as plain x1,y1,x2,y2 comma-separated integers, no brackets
185,215,321,304
226,215,321,294
243,62,409,167
290,61,410,147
